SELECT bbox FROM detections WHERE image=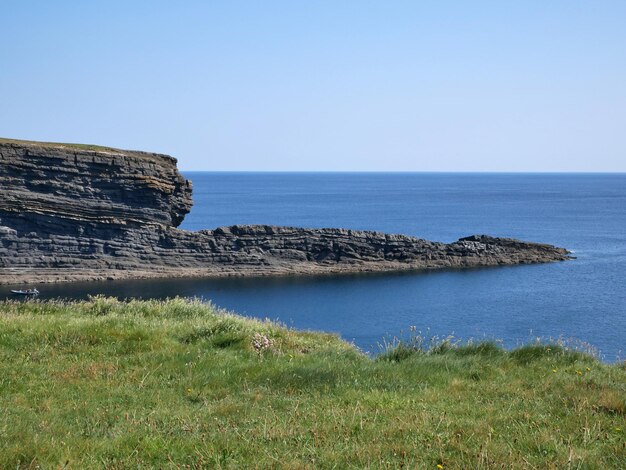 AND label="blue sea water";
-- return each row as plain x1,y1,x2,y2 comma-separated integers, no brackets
15,173,626,360
182,172,626,360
